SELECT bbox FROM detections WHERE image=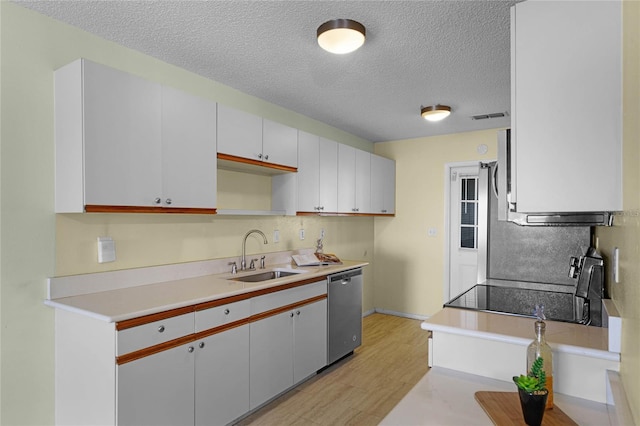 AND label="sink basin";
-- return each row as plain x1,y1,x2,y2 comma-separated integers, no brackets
230,269,304,283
